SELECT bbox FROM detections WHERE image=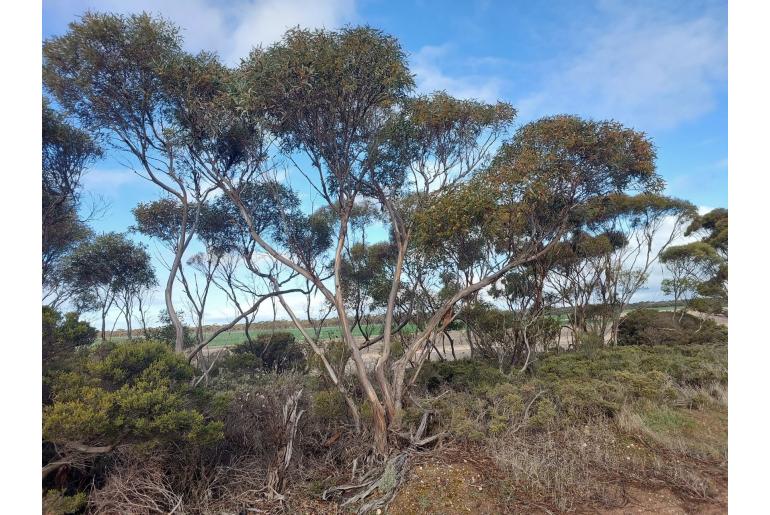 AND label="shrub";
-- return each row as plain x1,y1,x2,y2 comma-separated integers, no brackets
460,302,560,370
44,340,223,449
42,489,87,515
220,372,312,457
534,344,727,387
308,339,350,379
555,378,624,418
313,389,346,422
43,306,96,362
424,379,534,441
617,309,727,346
145,309,195,349
528,397,557,430
418,359,508,392
226,332,305,373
